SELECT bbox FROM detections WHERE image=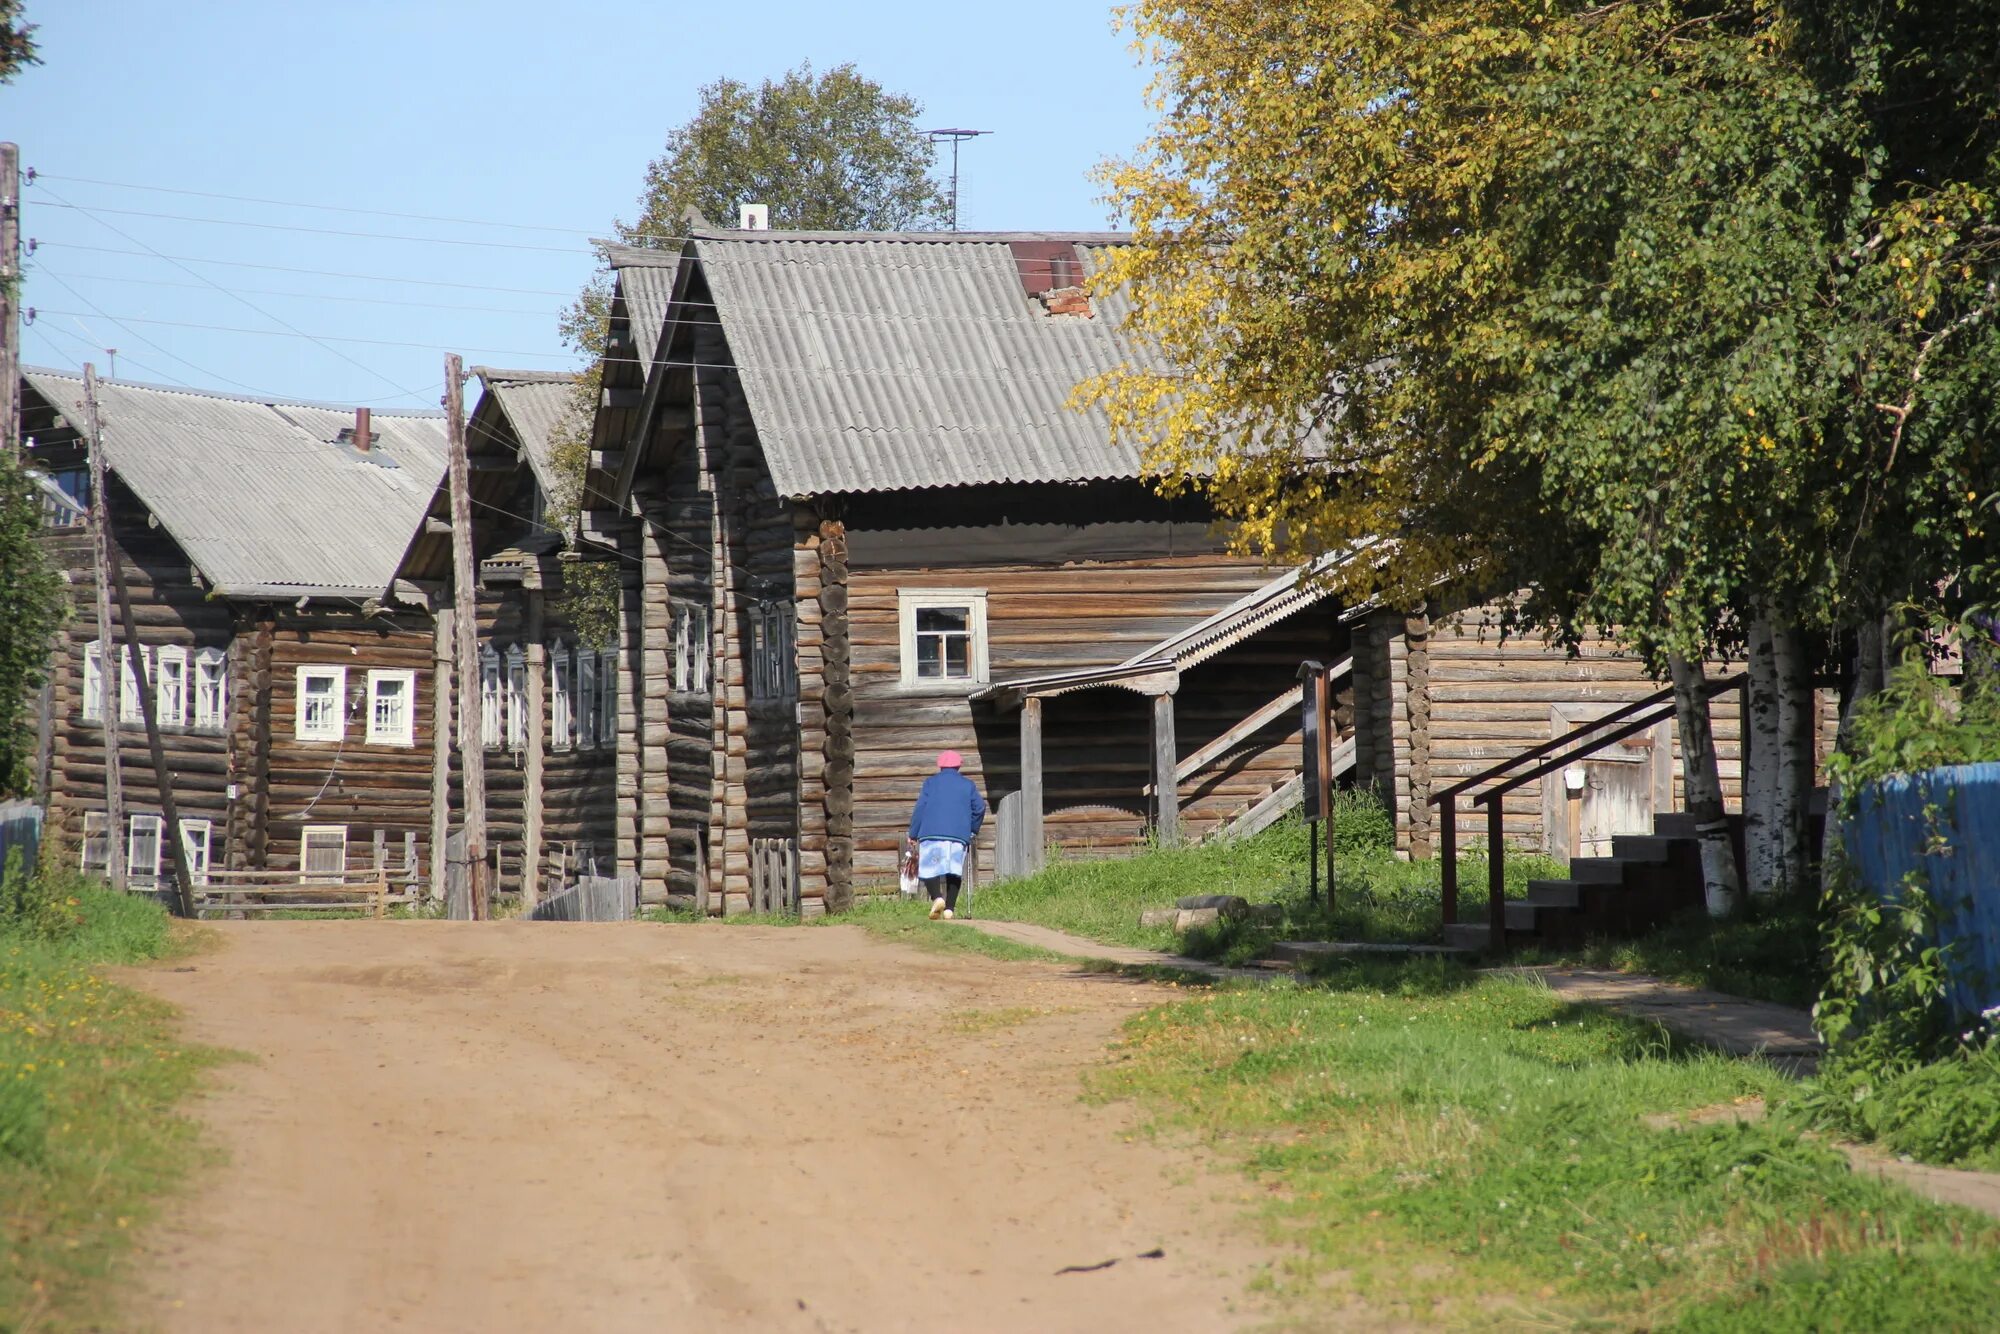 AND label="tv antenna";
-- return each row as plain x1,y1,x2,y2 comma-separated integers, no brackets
926,129,992,232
